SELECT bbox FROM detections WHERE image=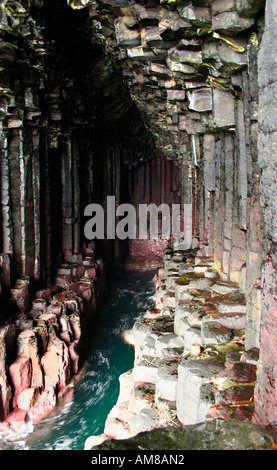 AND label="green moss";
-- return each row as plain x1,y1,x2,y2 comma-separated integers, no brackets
249,32,258,48
151,316,175,334
203,341,244,364
211,292,246,305
175,271,205,286
93,420,276,450
174,278,189,286
186,289,211,299
160,0,183,5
